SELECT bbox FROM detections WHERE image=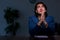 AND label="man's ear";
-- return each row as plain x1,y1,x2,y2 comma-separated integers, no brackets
45,10,47,12
36,10,37,13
